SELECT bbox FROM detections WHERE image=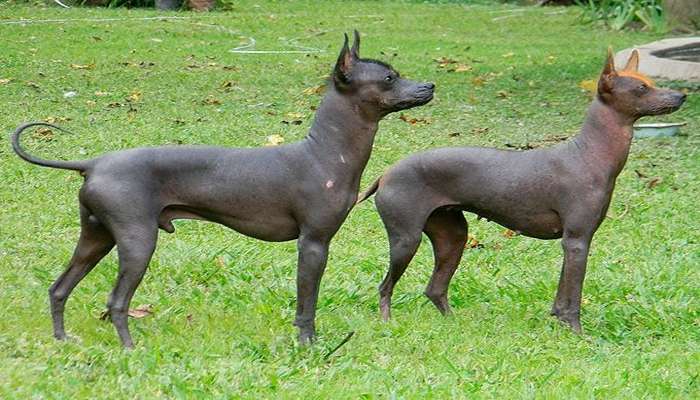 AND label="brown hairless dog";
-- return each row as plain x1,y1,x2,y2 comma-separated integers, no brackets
357,49,686,332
